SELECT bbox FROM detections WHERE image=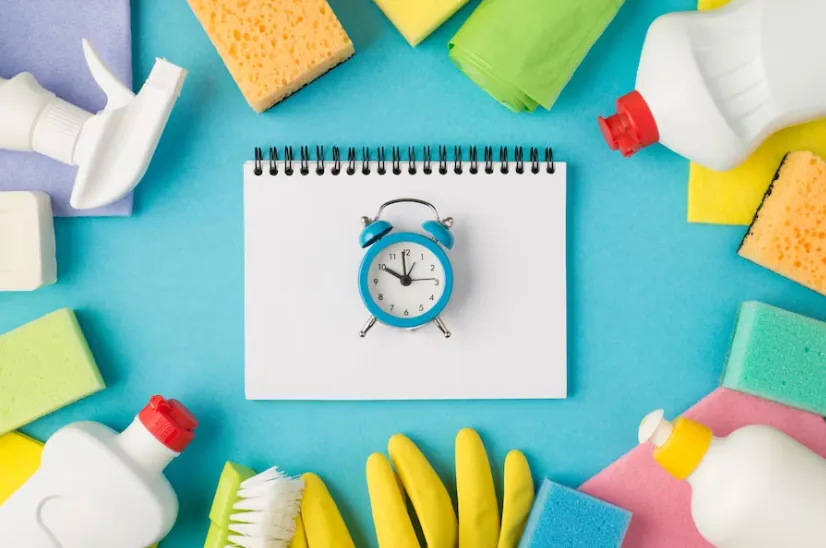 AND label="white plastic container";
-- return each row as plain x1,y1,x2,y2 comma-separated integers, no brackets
639,409,826,548
0,39,186,210
599,0,826,171
0,395,197,548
